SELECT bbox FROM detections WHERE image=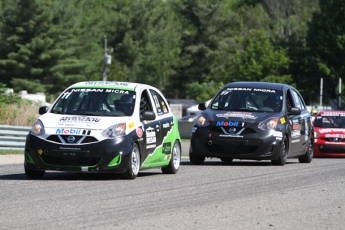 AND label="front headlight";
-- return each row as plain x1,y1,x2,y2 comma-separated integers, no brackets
314,131,320,138
31,120,45,136
196,115,209,127
258,117,278,130
102,123,126,138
